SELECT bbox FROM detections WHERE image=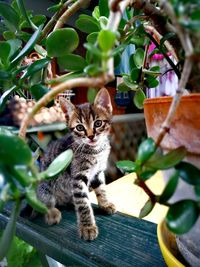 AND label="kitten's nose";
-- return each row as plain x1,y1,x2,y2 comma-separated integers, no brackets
88,135,95,141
